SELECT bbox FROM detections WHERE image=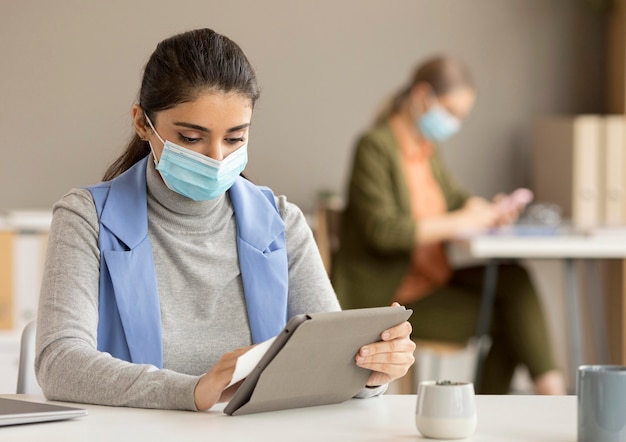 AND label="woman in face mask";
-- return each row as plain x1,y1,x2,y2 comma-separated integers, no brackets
35,28,416,412
332,56,565,395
